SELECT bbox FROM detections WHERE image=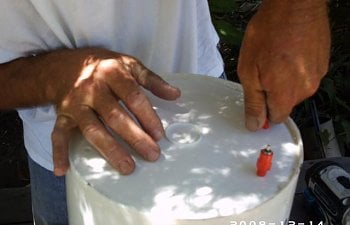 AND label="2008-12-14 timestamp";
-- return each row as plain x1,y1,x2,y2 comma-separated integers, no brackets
229,221,323,225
